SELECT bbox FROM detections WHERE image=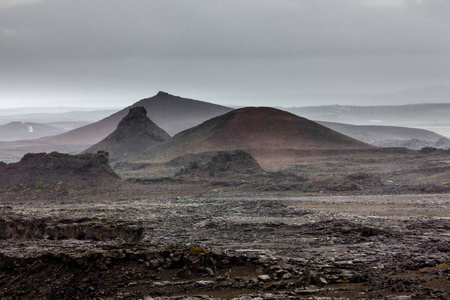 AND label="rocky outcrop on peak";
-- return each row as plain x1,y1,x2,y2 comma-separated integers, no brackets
84,106,171,162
